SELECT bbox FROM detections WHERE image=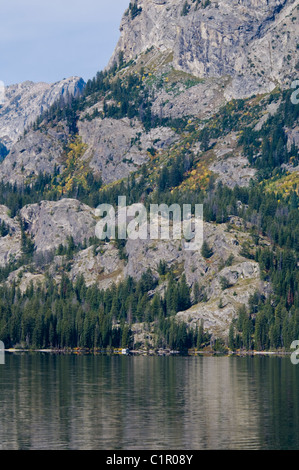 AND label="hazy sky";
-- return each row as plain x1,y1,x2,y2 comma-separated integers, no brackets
0,0,129,85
